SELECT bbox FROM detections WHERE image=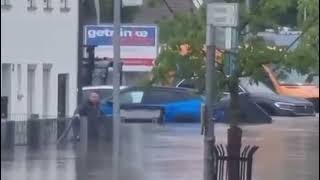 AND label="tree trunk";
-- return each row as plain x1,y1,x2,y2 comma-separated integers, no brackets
227,75,242,180
227,125,242,180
